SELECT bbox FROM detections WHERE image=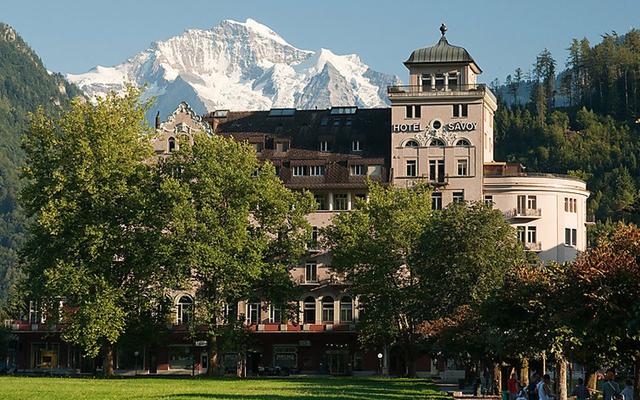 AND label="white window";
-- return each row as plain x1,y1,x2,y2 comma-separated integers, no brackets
303,297,316,324
176,296,193,325
246,303,260,325
527,196,537,210
333,194,348,210
269,304,282,324
305,263,317,283
309,226,319,250
406,160,417,177
292,165,305,176
350,164,365,176
319,141,329,152
309,165,325,176
431,192,442,210
352,140,362,151
457,159,468,176
527,226,537,244
429,159,445,182
453,191,464,203
322,297,335,322
405,105,421,119
484,195,493,206
340,297,353,323
565,228,577,246
517,226,526,243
